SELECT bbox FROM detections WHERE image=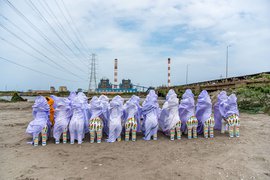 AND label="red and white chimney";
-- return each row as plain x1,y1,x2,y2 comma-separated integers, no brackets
114,59,118,89
168,58,171,87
